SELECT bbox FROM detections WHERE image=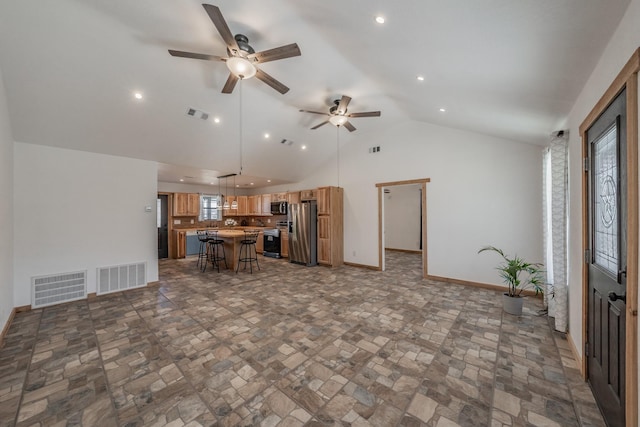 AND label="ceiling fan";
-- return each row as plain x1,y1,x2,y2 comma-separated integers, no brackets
168,4,301,94
300,95,381,132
